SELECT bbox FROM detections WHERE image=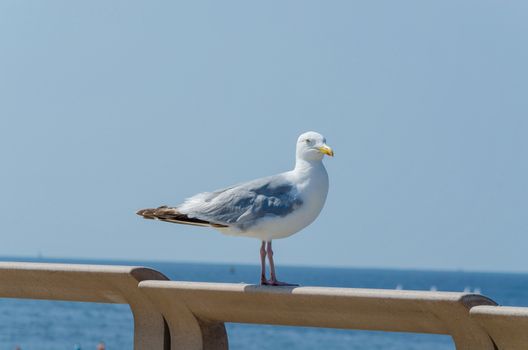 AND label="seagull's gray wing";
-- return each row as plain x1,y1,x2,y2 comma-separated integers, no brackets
177,175,303,230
